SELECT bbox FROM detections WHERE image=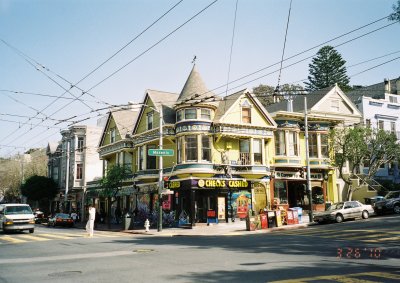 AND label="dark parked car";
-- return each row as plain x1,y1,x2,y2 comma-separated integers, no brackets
373,191,400,215
47,213,74,227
